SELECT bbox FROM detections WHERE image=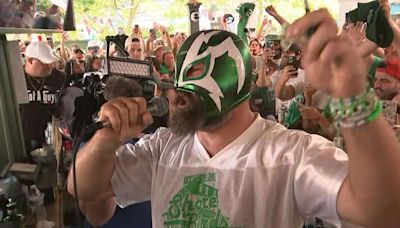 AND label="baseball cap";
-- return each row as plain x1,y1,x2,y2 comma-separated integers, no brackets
87,40,103,49
265,34,280,41
25,41,58,64
377,59,400,80
74,48,84,54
